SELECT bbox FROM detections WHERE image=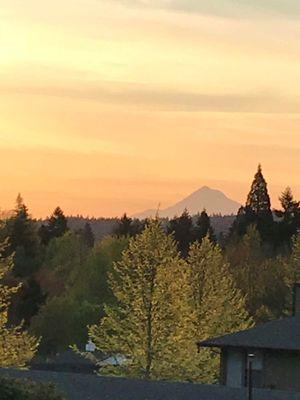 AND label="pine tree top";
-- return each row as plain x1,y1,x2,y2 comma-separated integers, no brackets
246,164,271,215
